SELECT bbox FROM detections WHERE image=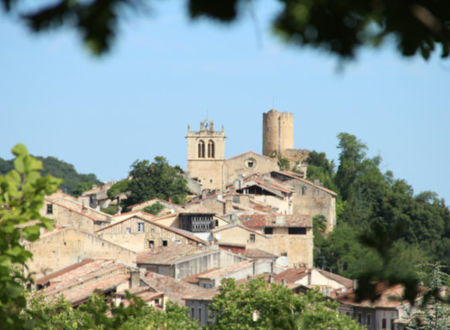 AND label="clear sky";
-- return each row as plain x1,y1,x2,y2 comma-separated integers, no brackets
1,2,449,204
